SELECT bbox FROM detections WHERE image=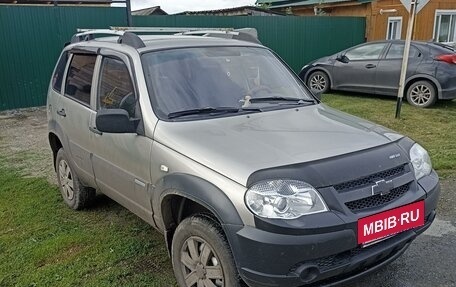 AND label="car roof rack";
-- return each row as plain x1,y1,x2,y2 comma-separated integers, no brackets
71,27,261,49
